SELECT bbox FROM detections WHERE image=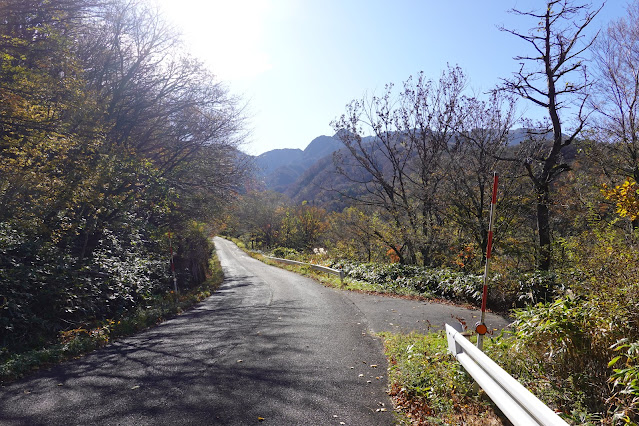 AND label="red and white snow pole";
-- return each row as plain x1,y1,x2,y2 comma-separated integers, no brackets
477,172,498,350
